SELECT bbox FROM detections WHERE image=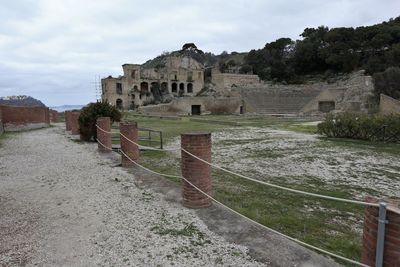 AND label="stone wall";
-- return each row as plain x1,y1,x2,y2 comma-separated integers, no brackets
0,105,50,131
138,96,243,115
212,73,261,90
380,94,400,115
0,108,4,135
235,71,374,115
